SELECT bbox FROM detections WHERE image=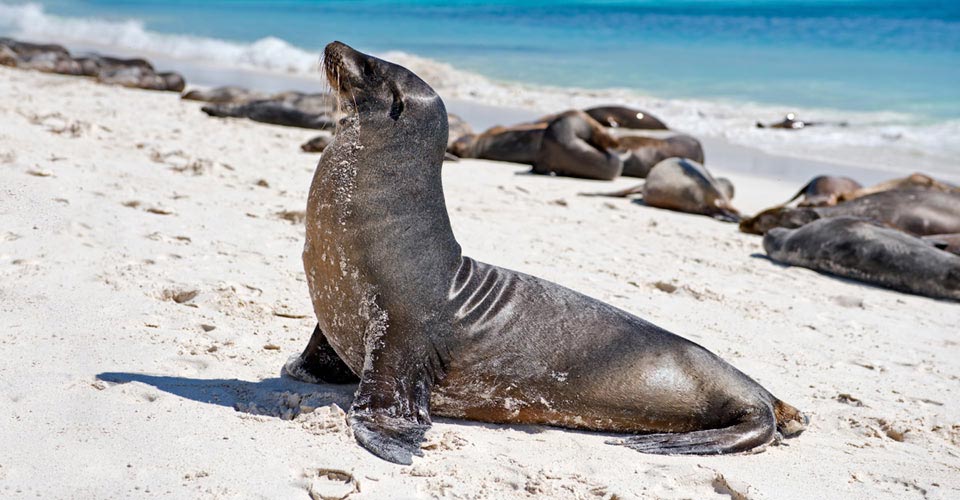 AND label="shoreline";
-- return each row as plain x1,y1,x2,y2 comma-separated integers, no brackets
30,39,959,185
